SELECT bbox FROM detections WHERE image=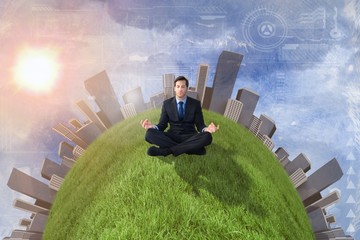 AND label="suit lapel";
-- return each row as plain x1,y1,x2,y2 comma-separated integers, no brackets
183,97,193,121
171,97,180,120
